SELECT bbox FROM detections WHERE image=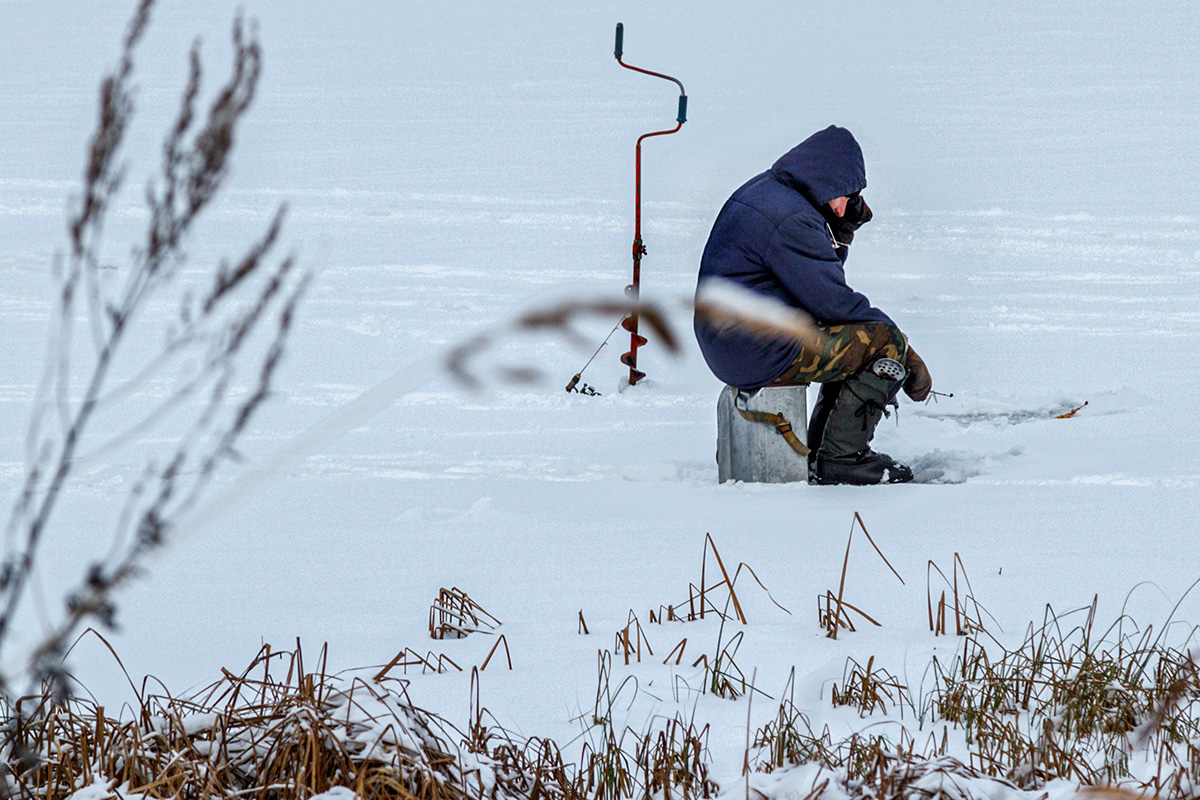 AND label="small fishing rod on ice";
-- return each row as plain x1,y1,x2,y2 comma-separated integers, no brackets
565,22,687,394
565,317,622,395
